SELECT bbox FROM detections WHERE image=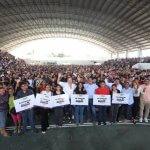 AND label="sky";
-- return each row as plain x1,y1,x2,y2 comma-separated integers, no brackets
10,38,111,61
